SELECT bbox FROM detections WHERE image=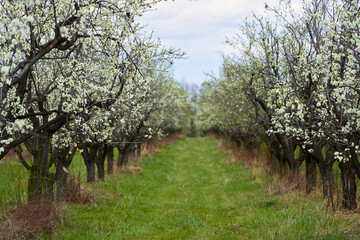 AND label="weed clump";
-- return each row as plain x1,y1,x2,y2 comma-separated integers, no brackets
65,175,95,204
0,174,95,239
0,200,59,239
268,172,305,195
142,133,183,155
